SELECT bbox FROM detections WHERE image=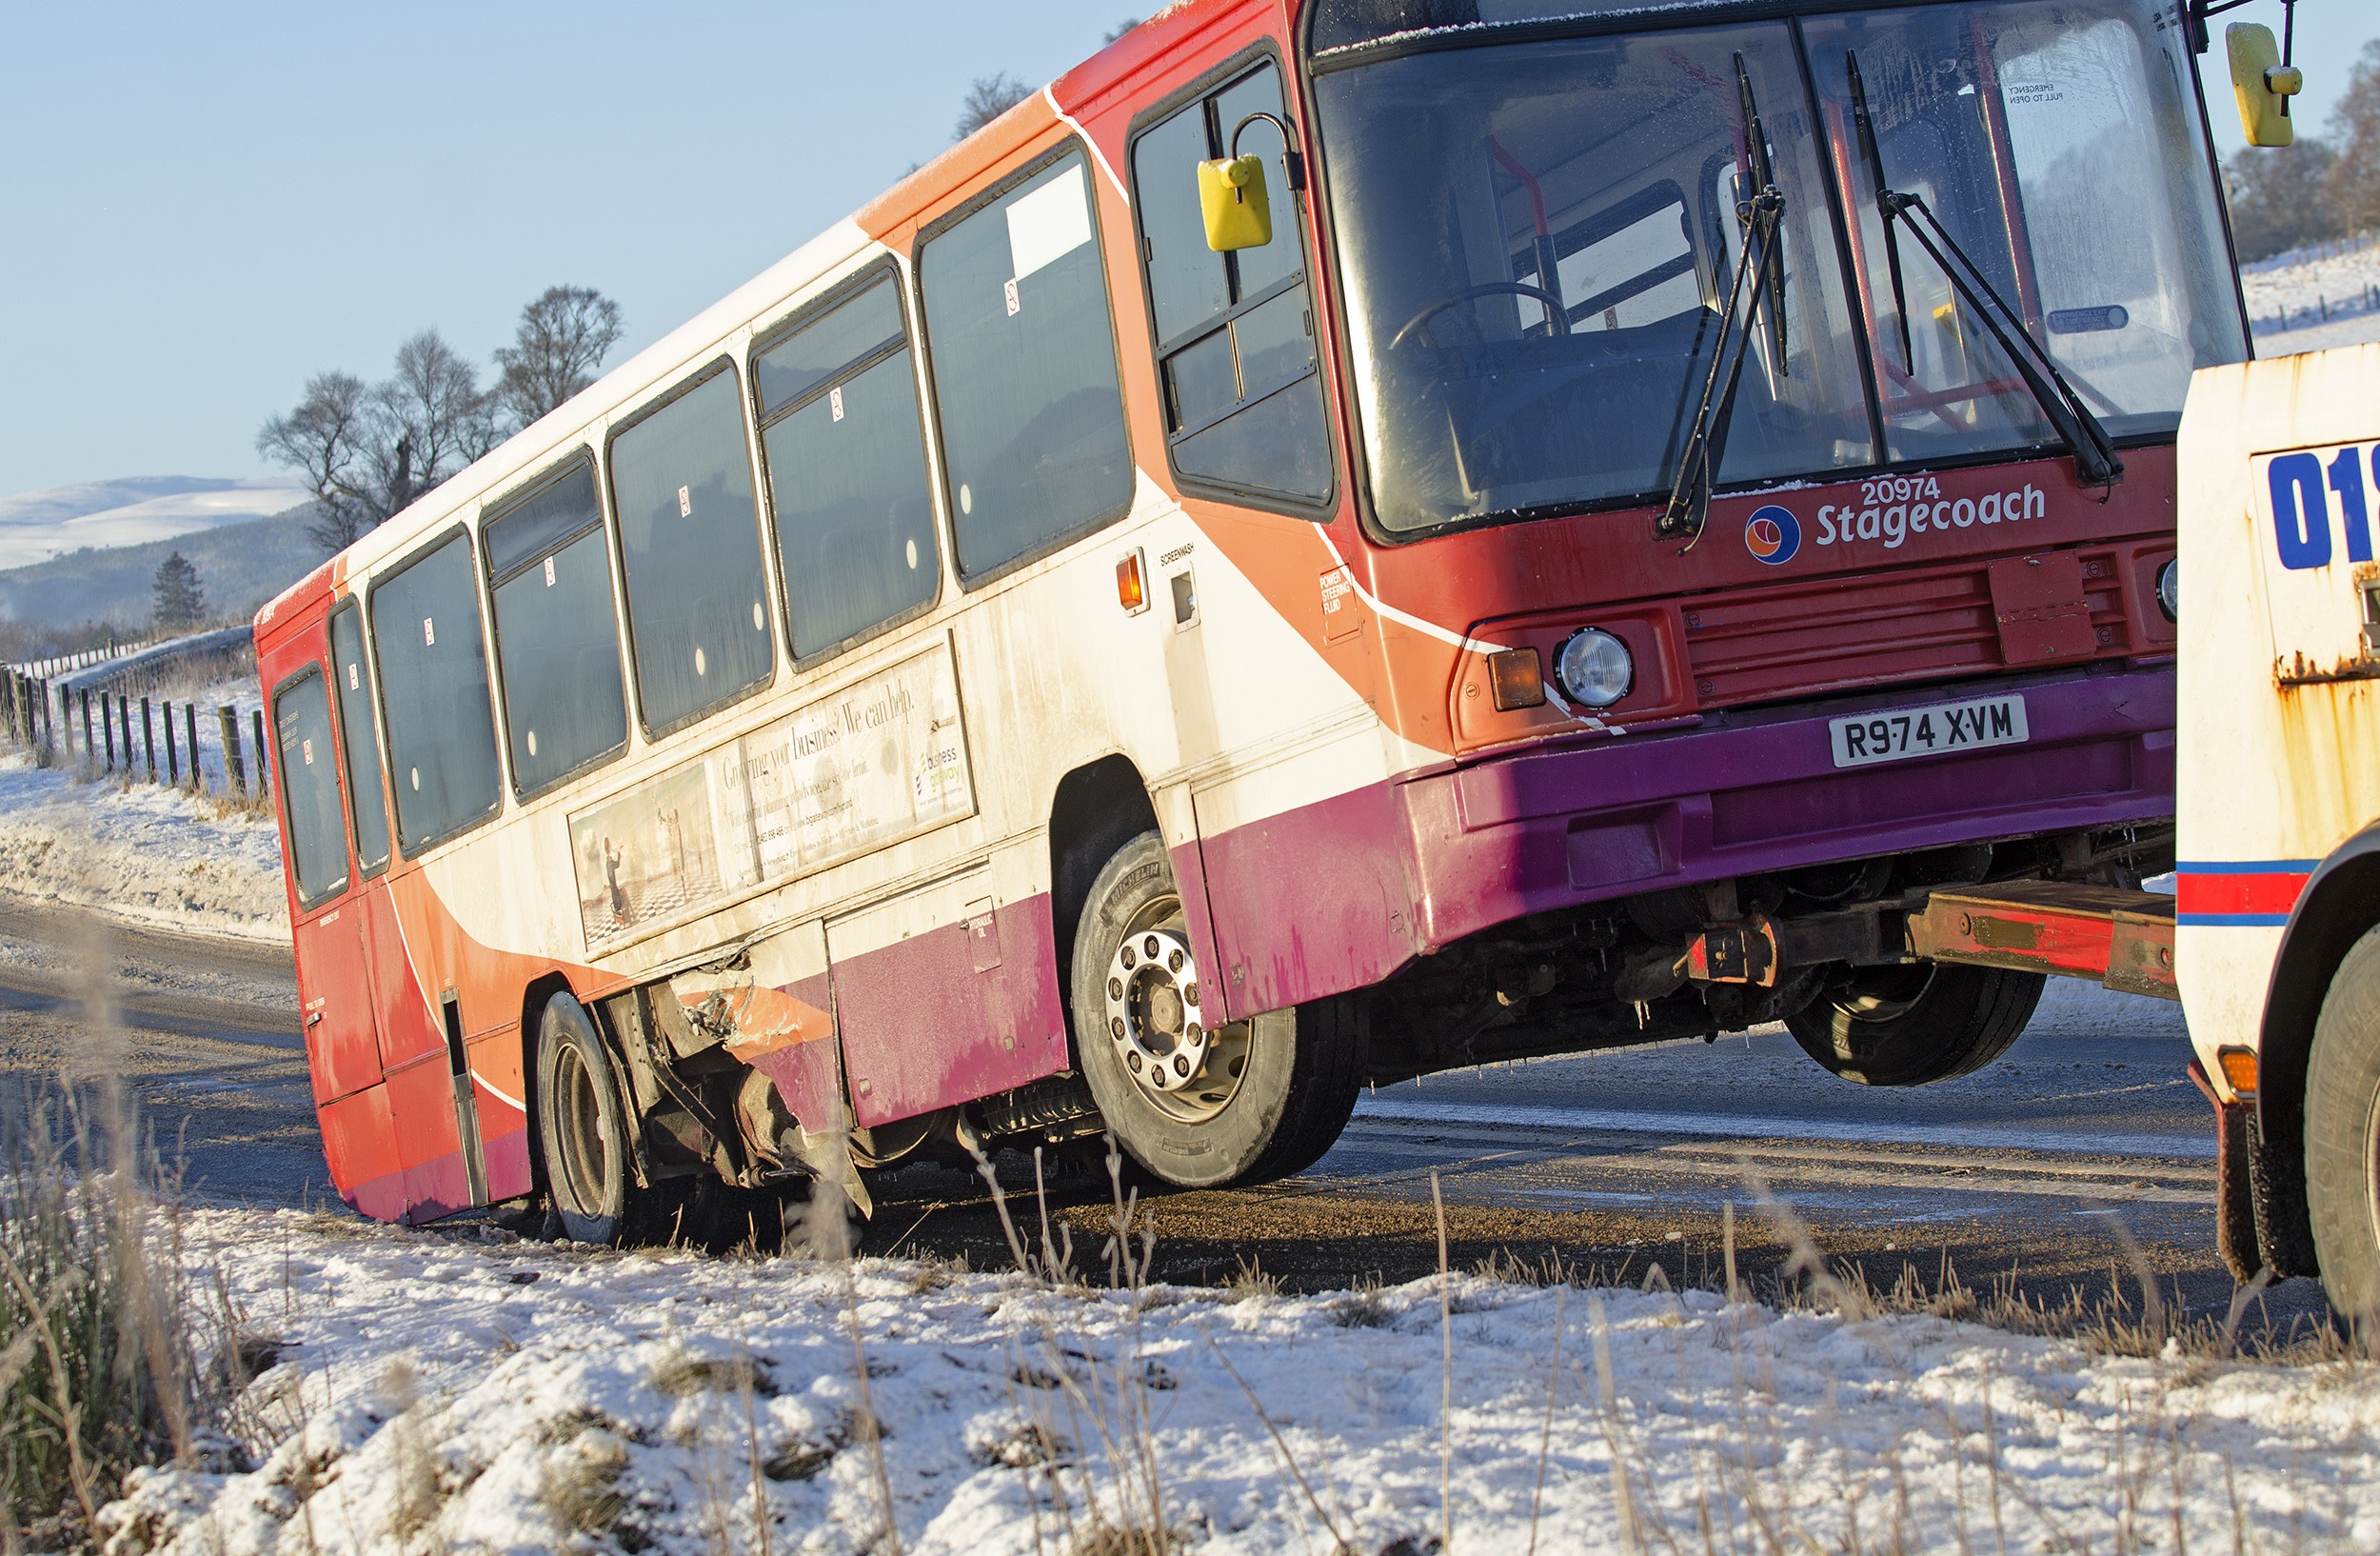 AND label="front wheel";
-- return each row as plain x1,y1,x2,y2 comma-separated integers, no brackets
1785,962,2043,1087
1071,832,1365,1188
2307,926,2380,1324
